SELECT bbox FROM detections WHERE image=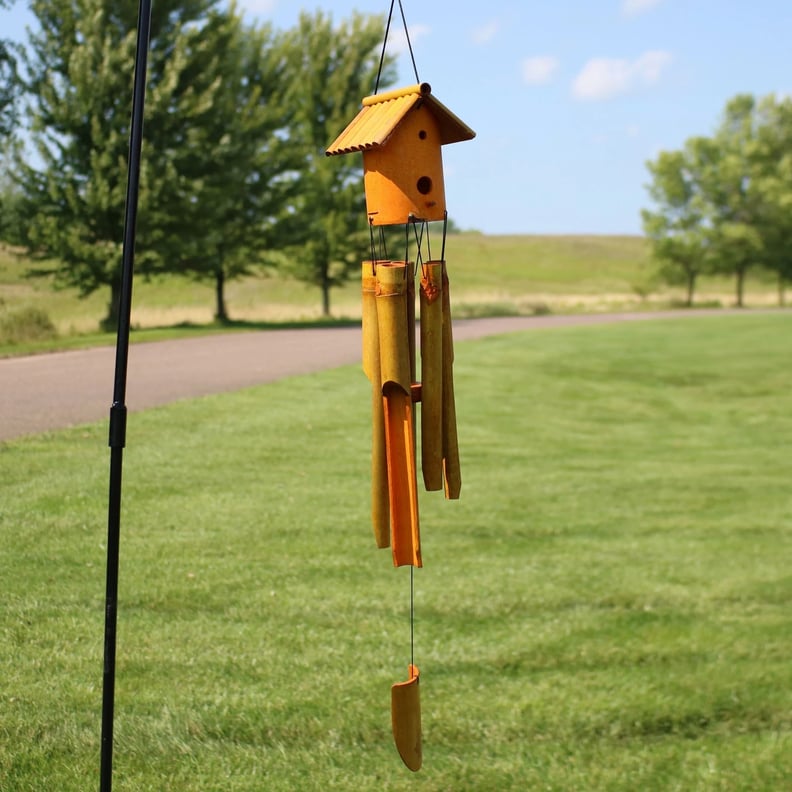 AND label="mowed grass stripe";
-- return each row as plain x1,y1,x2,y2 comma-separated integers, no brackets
1,312,790,790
